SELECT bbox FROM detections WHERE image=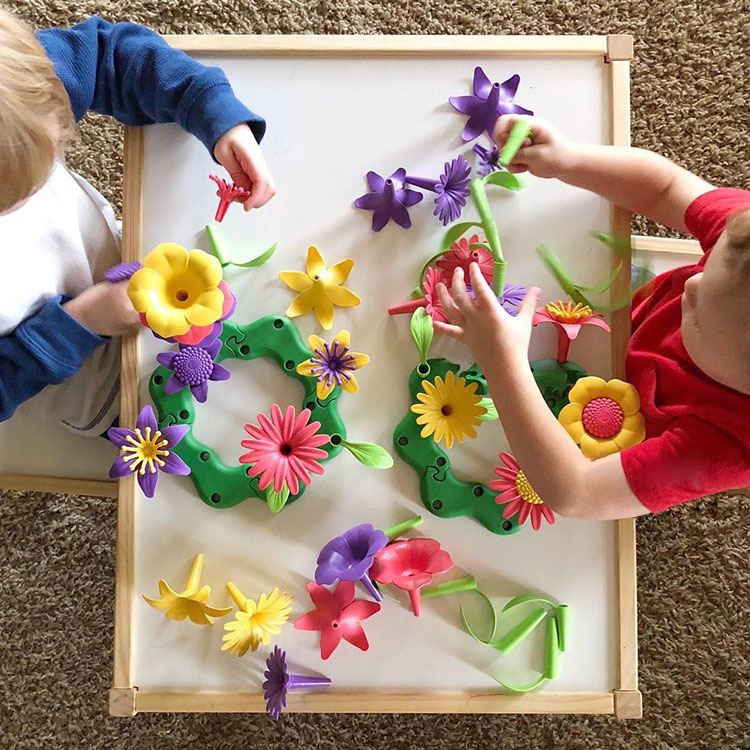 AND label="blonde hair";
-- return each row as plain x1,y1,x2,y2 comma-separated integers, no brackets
727,207,750,256
0,9,74,213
